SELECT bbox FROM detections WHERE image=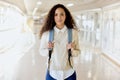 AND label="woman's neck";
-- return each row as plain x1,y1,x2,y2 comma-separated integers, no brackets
56,25,64,30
